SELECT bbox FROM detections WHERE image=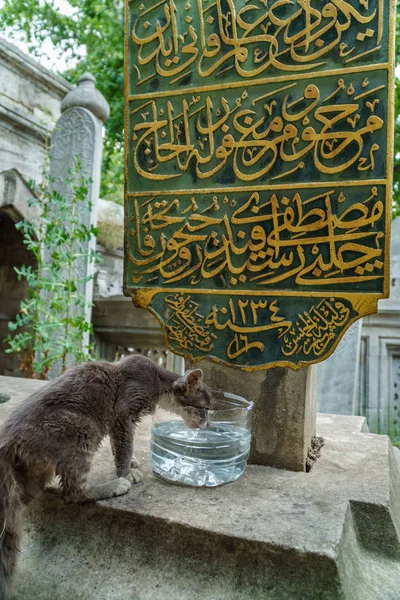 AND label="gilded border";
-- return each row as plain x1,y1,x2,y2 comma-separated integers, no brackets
123,0,395,370
126,179,388,196
128,62,391,101
383,0,396,298
125,291,378,372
